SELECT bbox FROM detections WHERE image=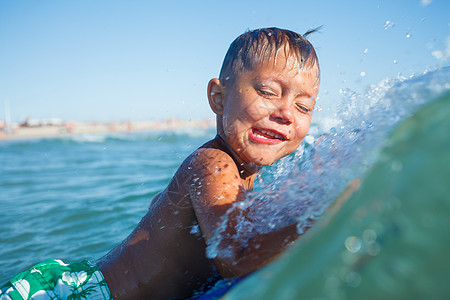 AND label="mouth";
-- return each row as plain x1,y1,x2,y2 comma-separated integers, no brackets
249,128,287,144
